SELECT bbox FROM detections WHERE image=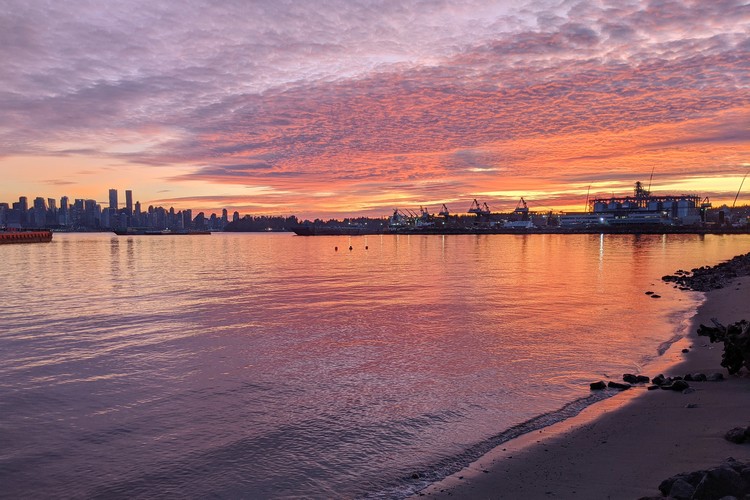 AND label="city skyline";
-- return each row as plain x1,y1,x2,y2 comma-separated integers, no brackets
0,188,236,231
1,1,748,218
